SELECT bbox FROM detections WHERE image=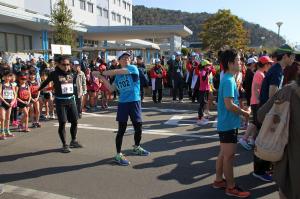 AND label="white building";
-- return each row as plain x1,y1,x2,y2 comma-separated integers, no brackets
0,0,192,62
